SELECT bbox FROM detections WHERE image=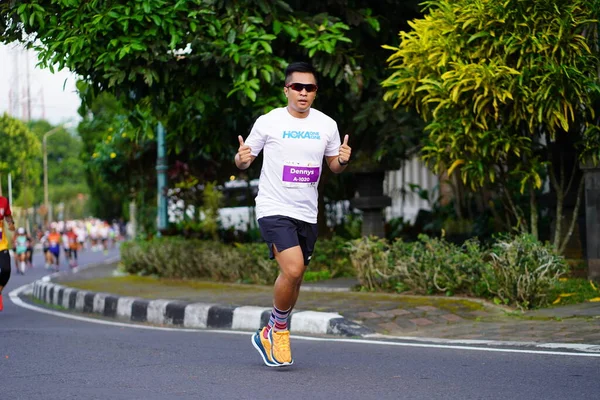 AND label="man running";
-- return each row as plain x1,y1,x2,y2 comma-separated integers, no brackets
0,195,16,311
236,62,351,367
